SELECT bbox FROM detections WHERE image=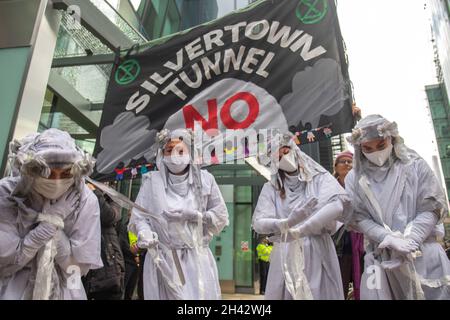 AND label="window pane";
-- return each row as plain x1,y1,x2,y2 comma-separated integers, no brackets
235,186,251,203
